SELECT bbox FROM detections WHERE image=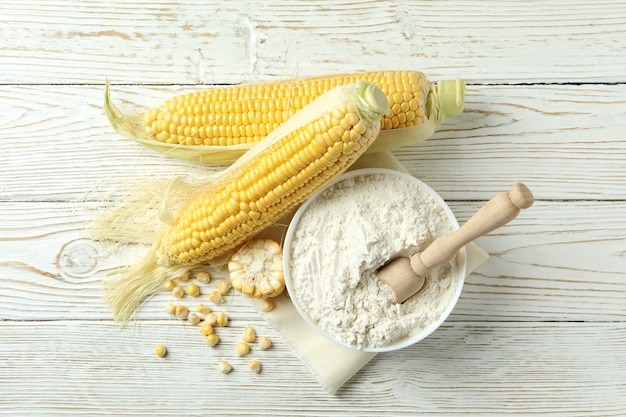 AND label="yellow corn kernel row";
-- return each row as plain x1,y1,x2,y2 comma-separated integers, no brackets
104,71,465,164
